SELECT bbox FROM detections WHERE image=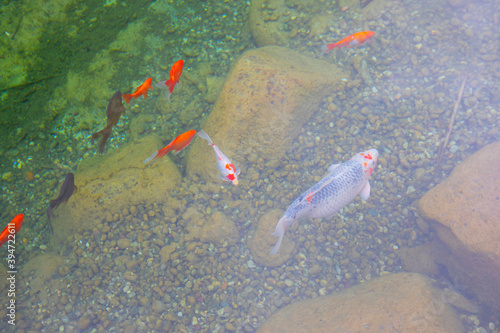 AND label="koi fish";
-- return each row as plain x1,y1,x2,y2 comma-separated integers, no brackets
270,149,378,255
197,129,240,185
0,214,24,248
47,173,78,234
321,31,375,53
144,130,197,164
155,60,184,101
123,78,153,104
91,91,126,154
